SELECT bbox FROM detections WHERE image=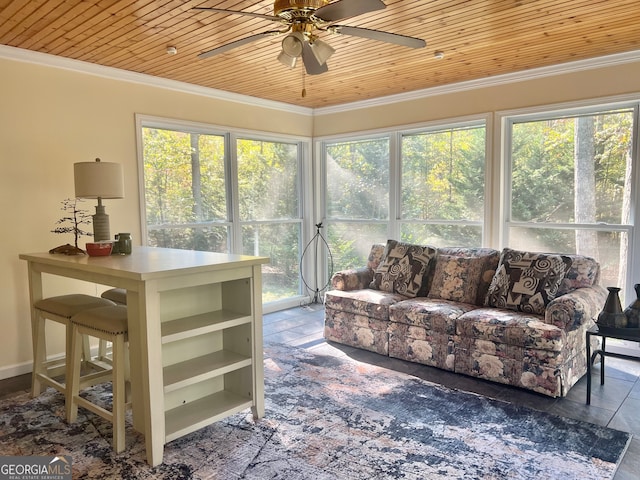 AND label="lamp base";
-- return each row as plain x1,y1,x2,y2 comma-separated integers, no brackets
93,204,111,242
